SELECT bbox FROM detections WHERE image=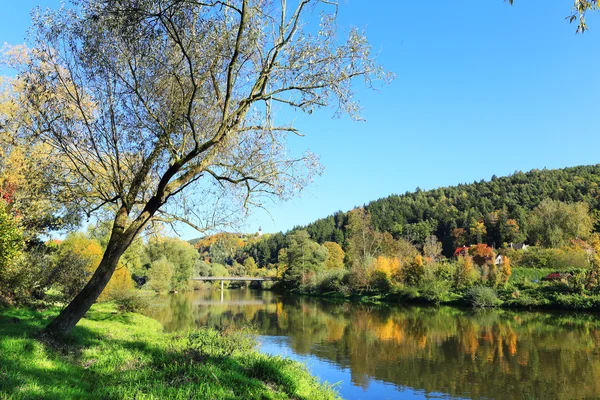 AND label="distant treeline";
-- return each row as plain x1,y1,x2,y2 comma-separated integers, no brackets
244,165,600,267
